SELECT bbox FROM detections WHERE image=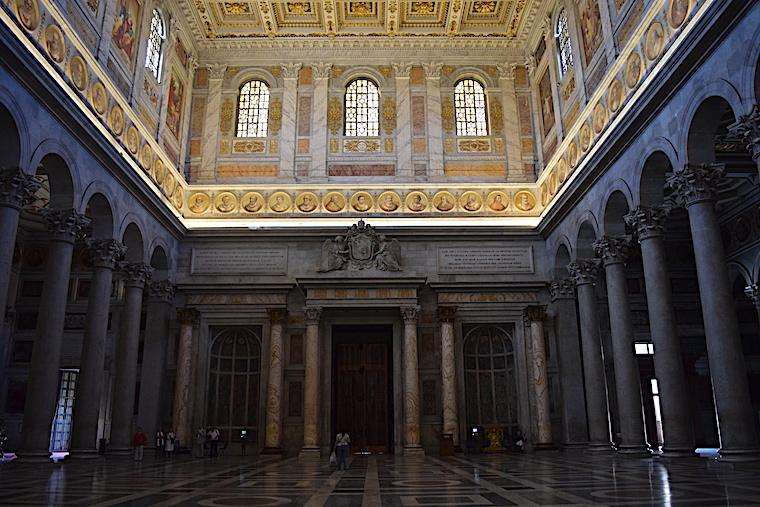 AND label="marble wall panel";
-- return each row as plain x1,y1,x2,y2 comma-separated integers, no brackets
444,163,506,177
412,96,426,136
218,165,279,178
410,66,425,85
191,97,206,137
327,164,395,176
194,68,209,89
297,96,312,136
